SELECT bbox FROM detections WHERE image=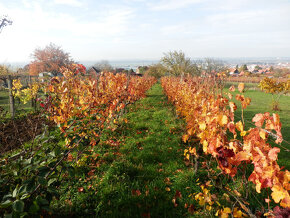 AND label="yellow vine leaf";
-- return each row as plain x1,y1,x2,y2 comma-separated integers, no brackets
182,134,189,143
259,130,266,140
199,123,206,130
202,140,208,153
235,121,243,132
238,83,245,93
271,184,286,203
